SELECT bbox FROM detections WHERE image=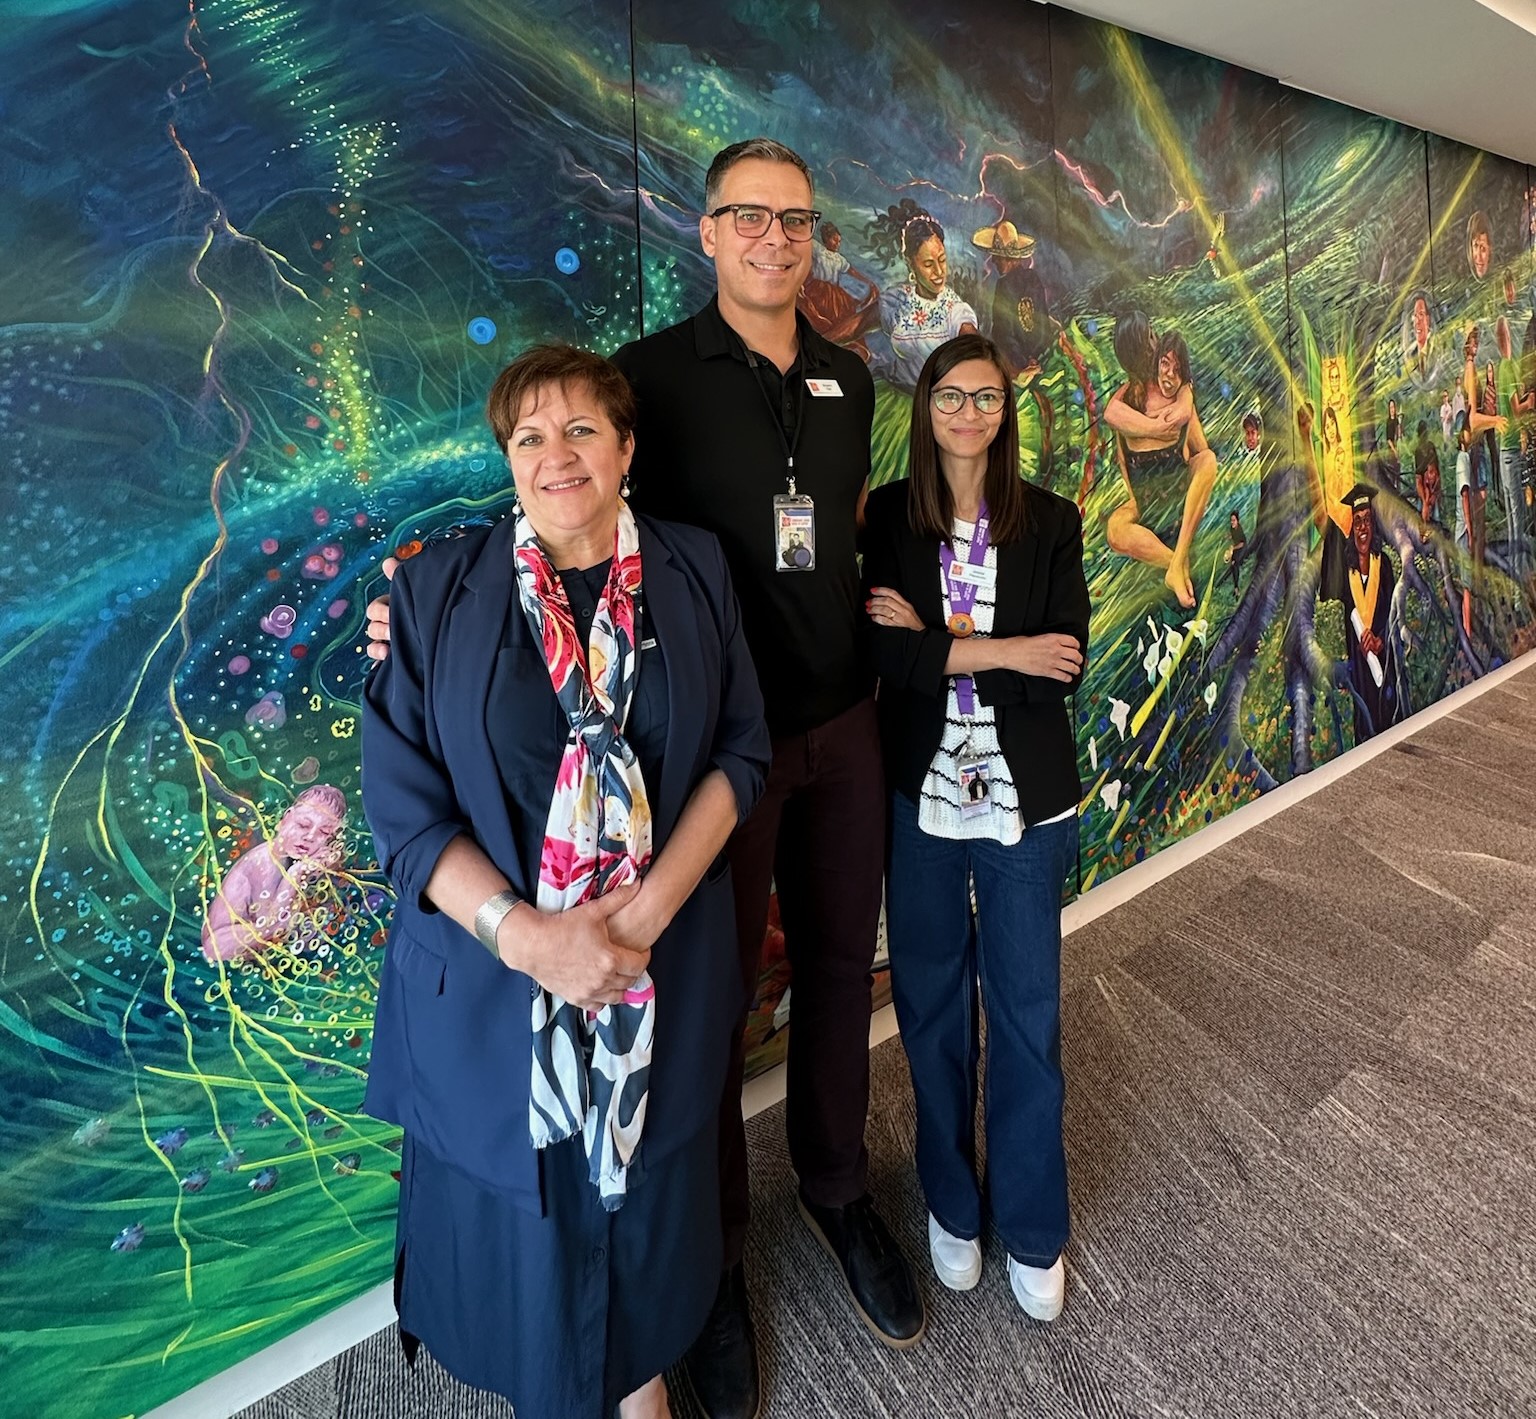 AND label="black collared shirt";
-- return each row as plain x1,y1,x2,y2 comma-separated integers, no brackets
613,299,875,735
